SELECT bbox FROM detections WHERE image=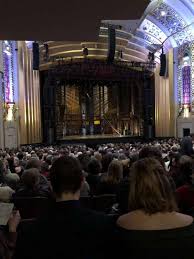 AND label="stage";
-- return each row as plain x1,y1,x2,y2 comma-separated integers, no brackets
57,134,143,146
